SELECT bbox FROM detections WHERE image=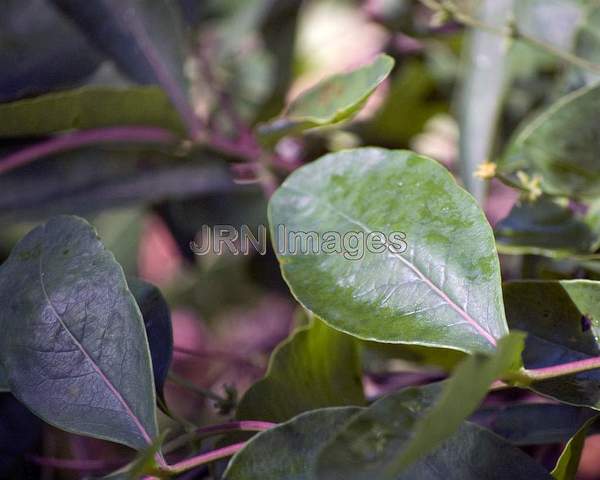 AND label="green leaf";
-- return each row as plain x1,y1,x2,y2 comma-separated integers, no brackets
502,83,600,199
504,280,600,409
495,196,595,257
552,415,599,480
0,86,185,138
315,372,549,480
268,148,508,354
258,55,394,144
223,407,361,480
458,0,514,202
236,317,365,422
0,215,158,450
385,333,526,477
